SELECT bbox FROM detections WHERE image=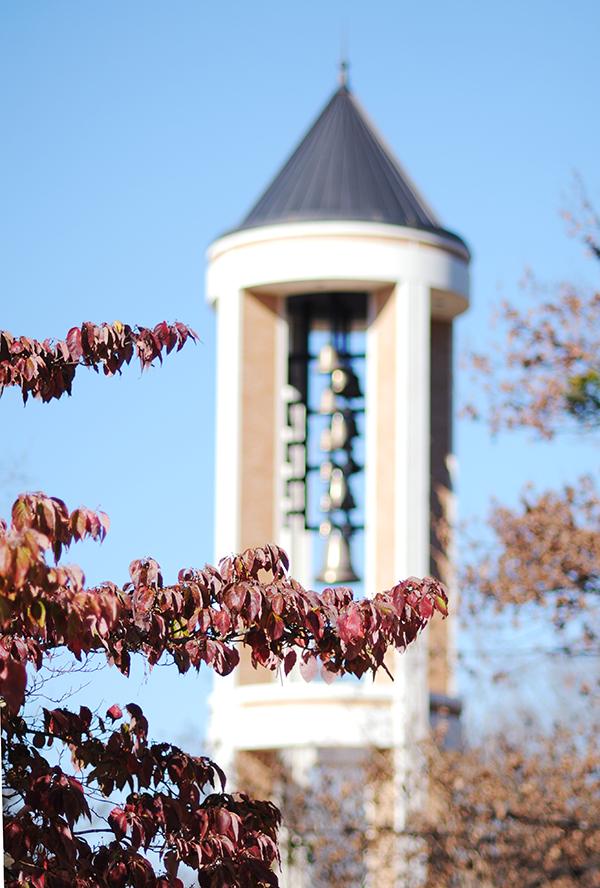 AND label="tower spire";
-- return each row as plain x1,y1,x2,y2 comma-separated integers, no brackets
338,57,349,88
338,21,349,89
